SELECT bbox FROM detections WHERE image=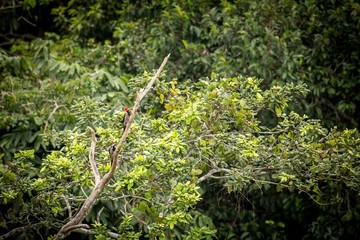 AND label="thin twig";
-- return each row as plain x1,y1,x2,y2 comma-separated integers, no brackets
108,195,152,203
17,16,36,27
298,189,332,206
251,128,288,135
0,5,22,12
96,207,104,223
62,195,72,219
80,187,88,198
